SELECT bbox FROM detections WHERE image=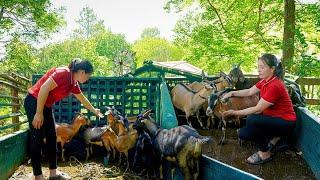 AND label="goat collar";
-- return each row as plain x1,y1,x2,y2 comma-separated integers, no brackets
199,94,207,100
